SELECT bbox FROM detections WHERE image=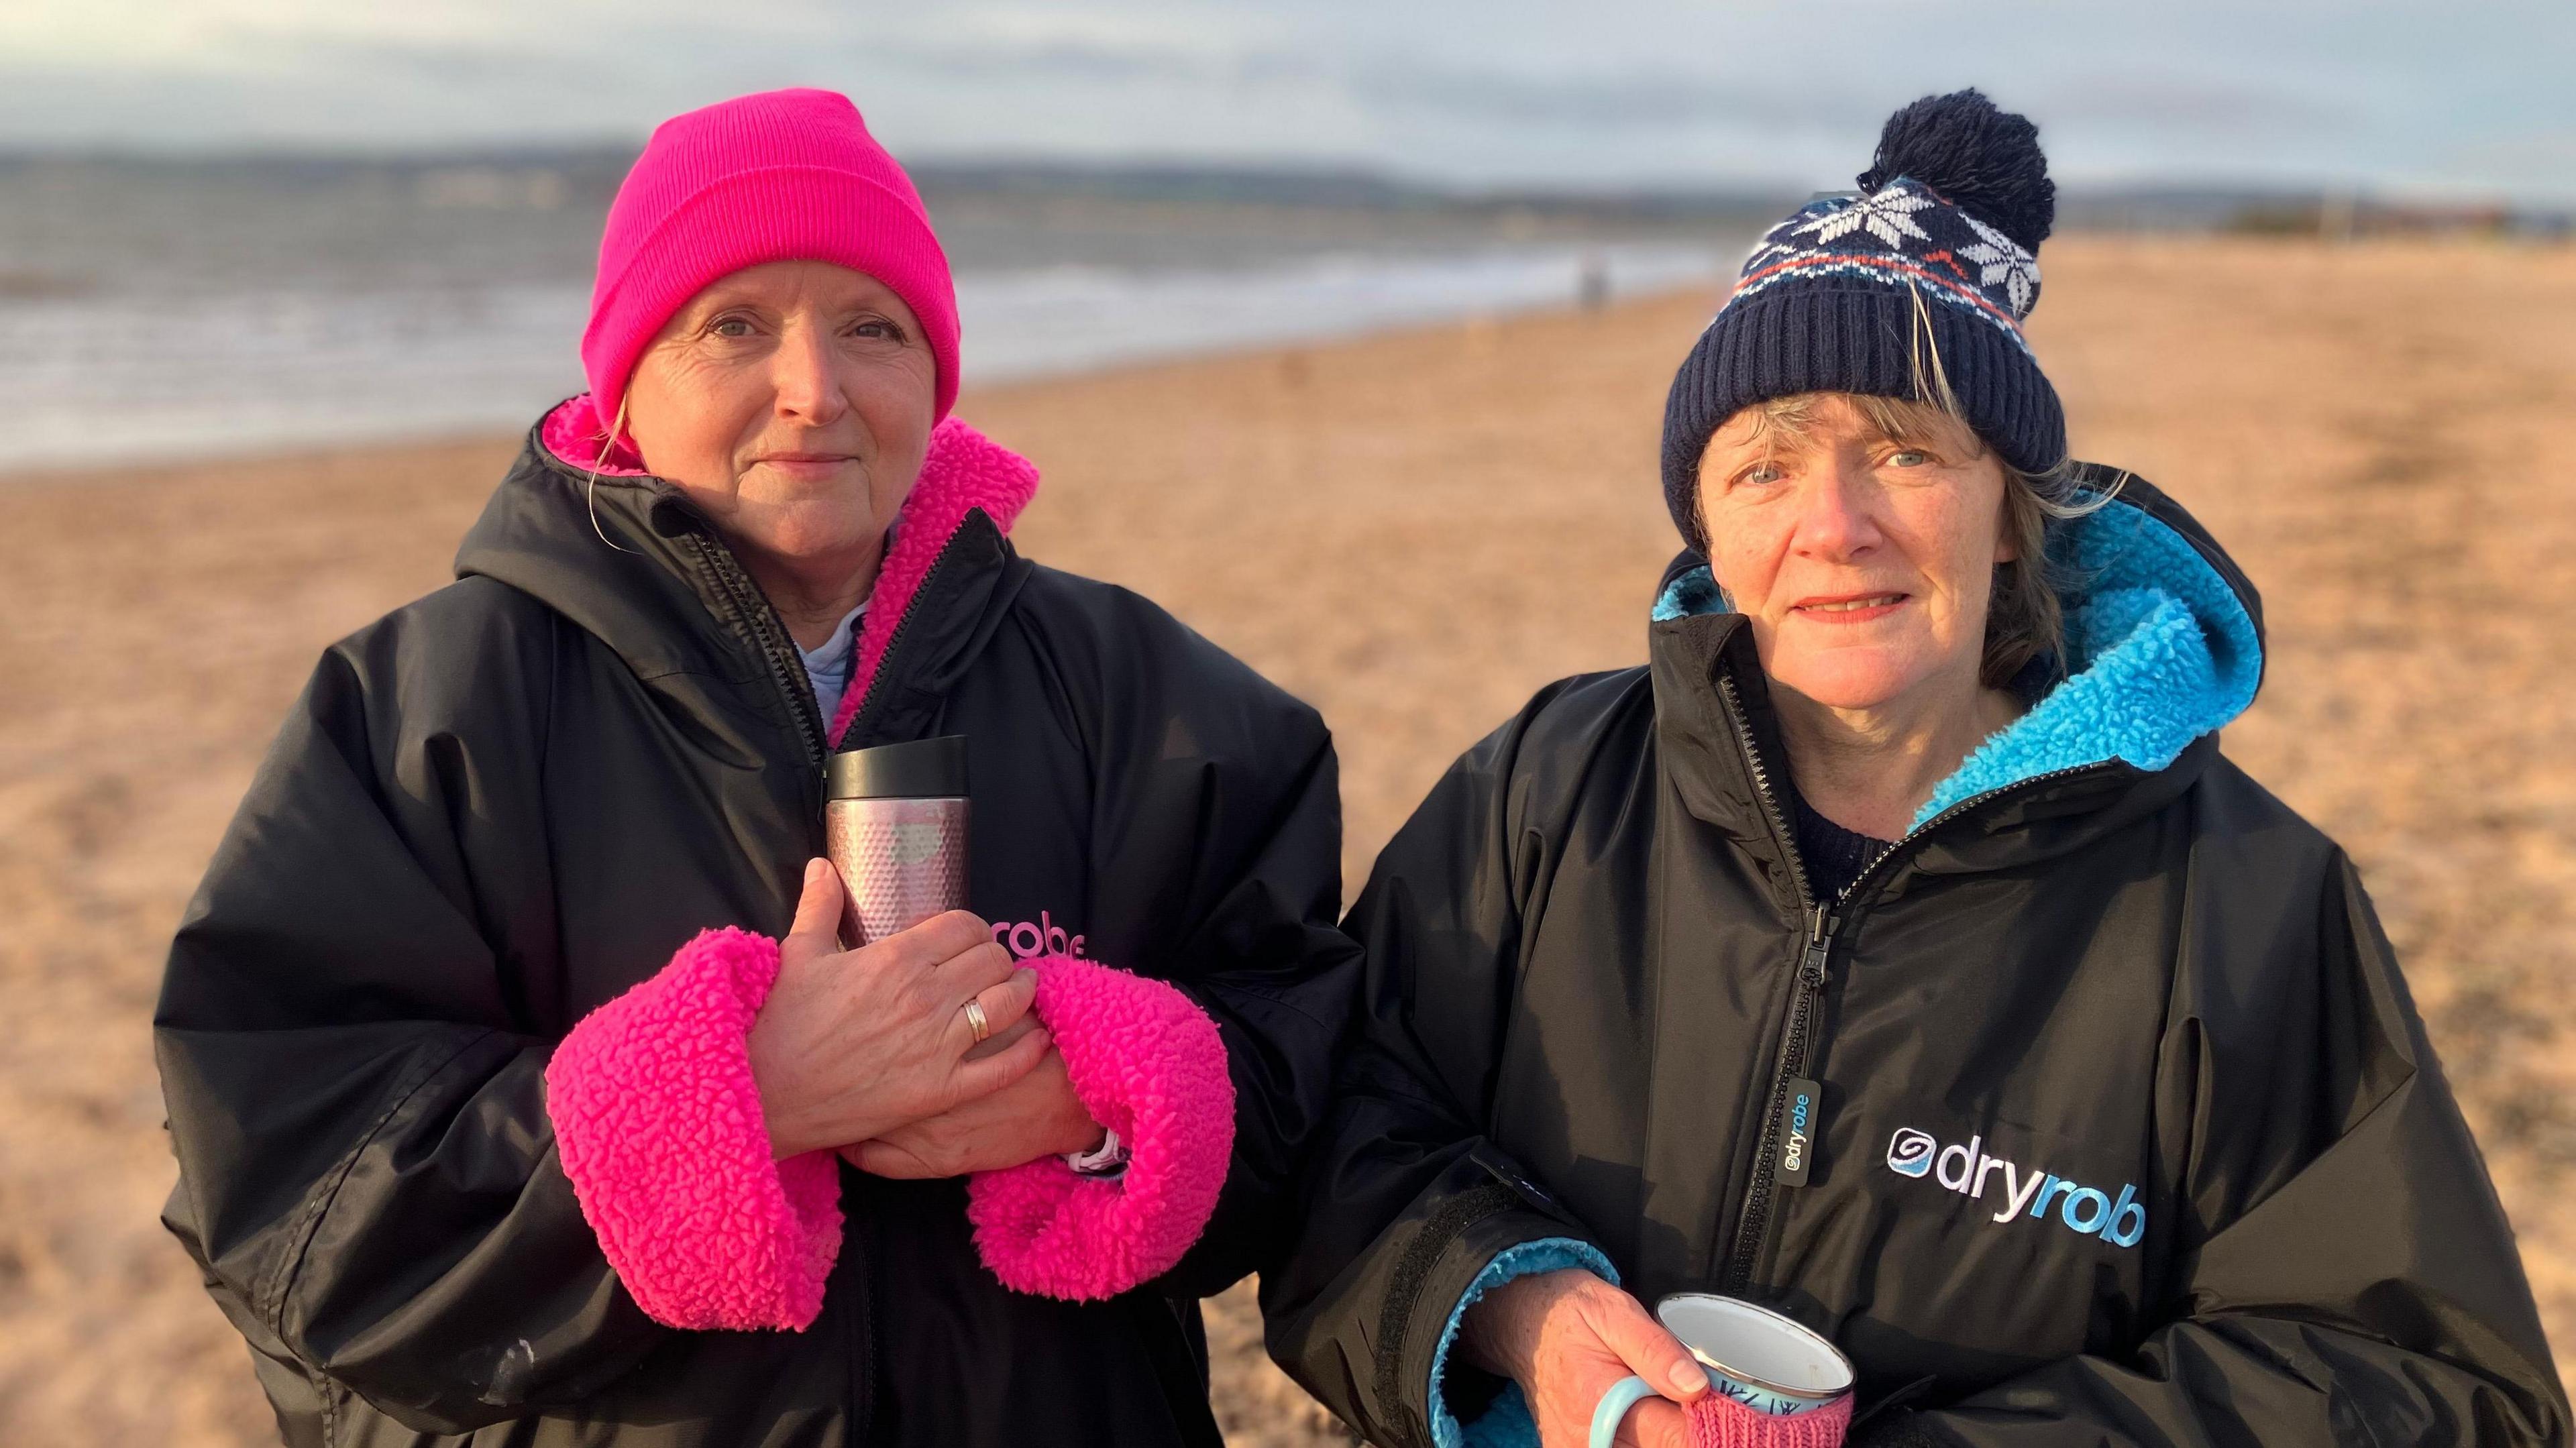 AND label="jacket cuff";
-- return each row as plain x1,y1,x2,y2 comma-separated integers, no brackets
1433,1237,1618,1448
544,926,843,1331
967,954,1234,1300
